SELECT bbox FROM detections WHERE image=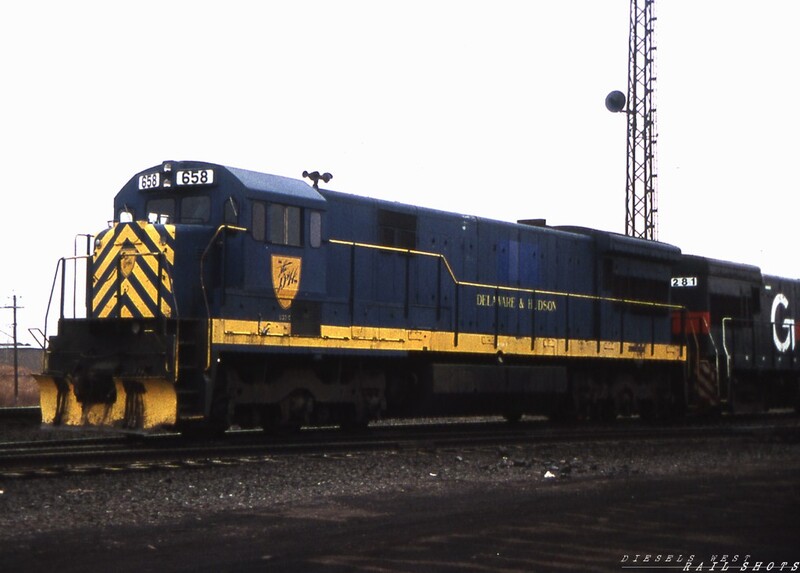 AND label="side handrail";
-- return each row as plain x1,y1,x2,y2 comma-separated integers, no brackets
702,315,720,370
201,225,247,368
43,255,92,339
687,317,700,366
40,255,91,371
703,315,721,399
73,233,93,321
721,317,733,385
